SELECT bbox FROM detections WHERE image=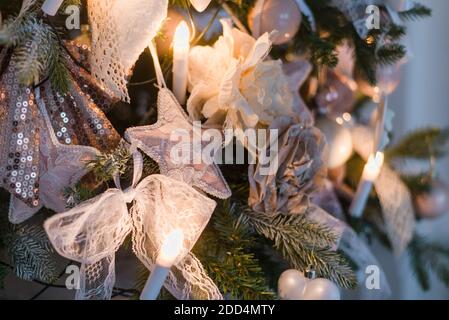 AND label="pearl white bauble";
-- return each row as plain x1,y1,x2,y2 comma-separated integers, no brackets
278,269,341,300
316,117,353,169
278,269,308,300
248,0,302,45
301,278,341,300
